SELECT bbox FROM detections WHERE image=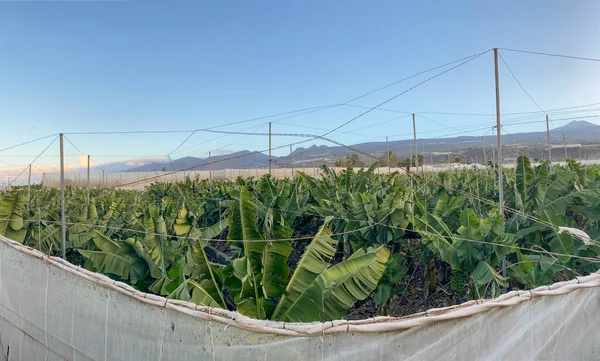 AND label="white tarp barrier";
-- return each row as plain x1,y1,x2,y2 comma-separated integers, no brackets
41,168,410,189
0,235,599,360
